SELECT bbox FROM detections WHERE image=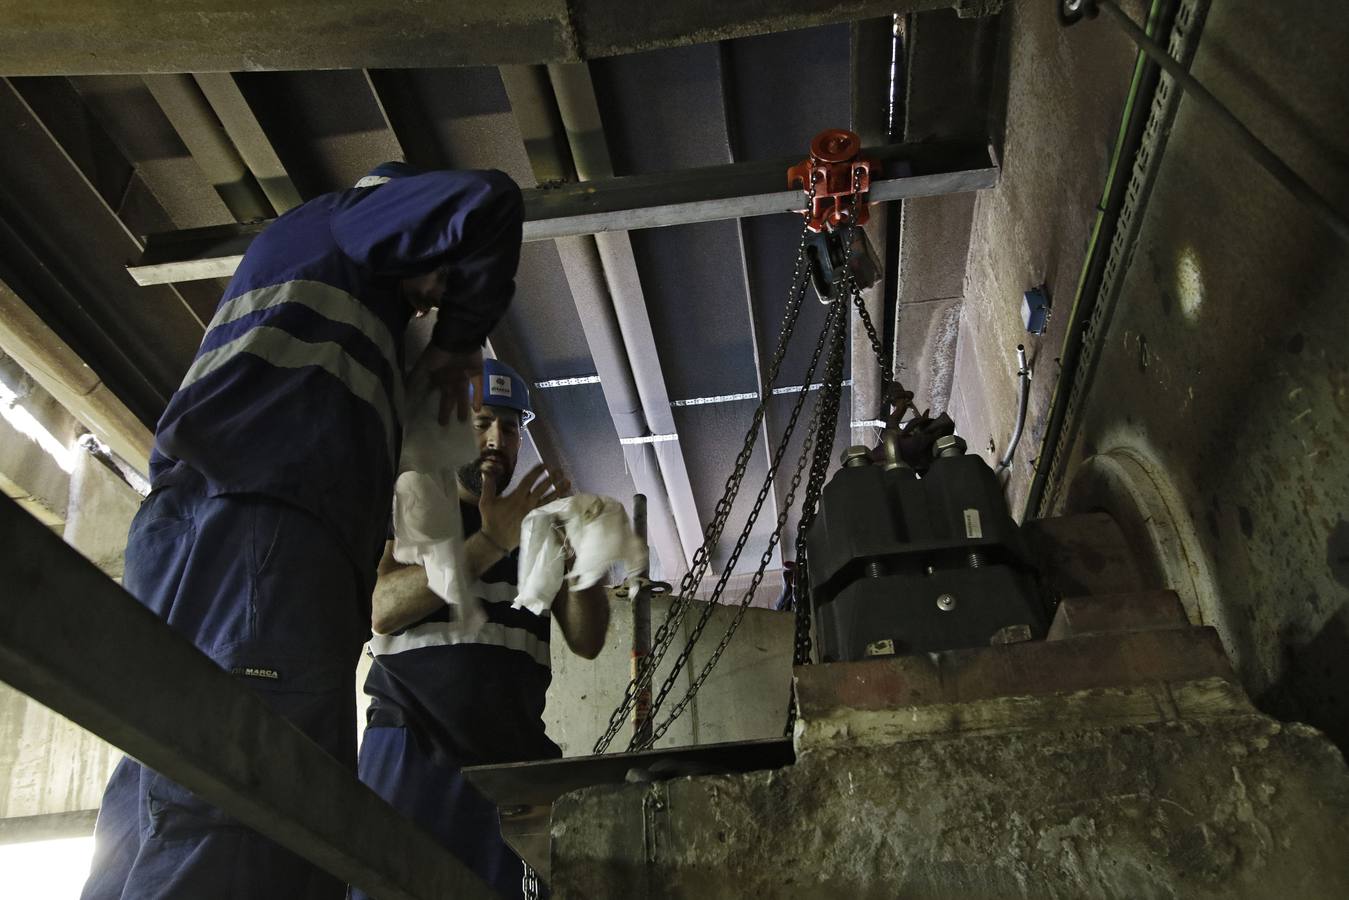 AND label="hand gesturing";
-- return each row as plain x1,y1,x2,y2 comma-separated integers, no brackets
478,464,572,552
